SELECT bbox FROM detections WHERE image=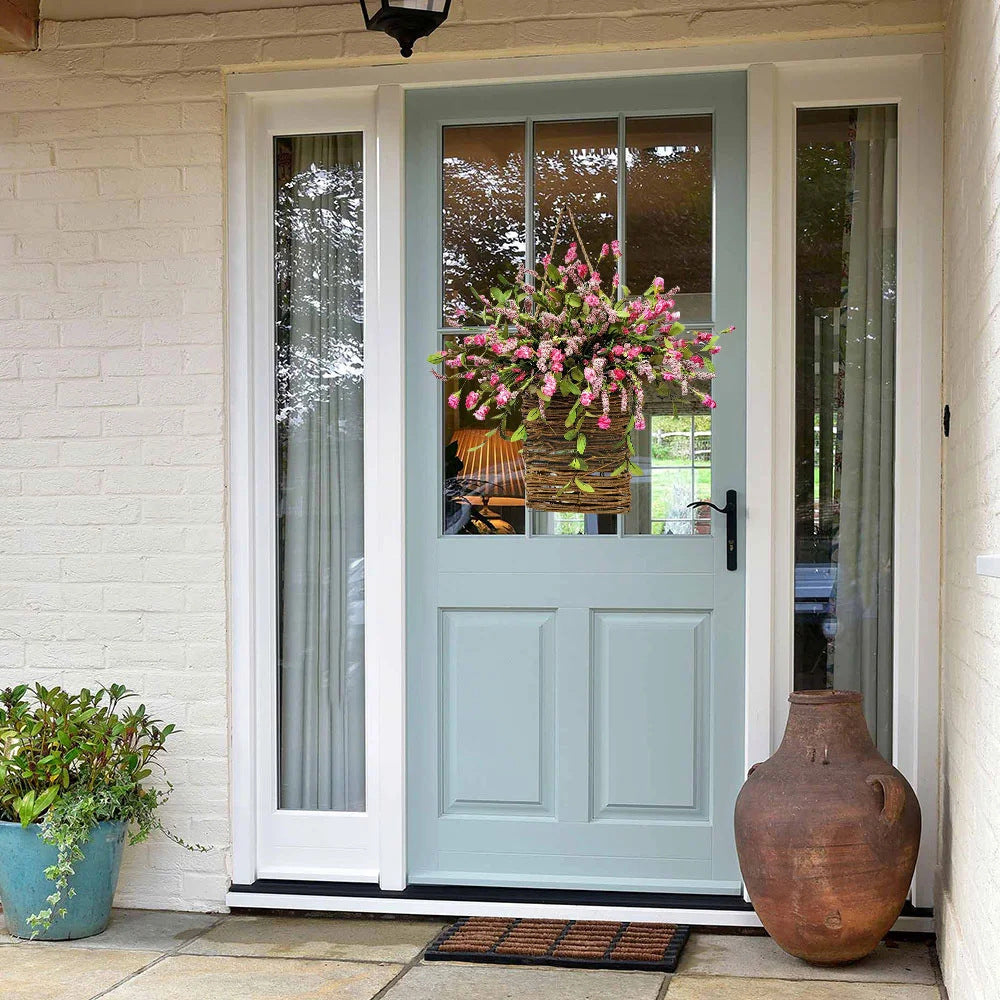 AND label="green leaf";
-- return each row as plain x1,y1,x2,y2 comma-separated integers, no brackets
574,477,595,494
563,428,579,440
526,407,540,422
628,462,643,477
16,791,35,827
566,293,582,308
546,263,560,282
611,462,628,476
33,785,59,817
564,407,577,428
426,352,446,364
510,424,527,443
576,433,587,455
